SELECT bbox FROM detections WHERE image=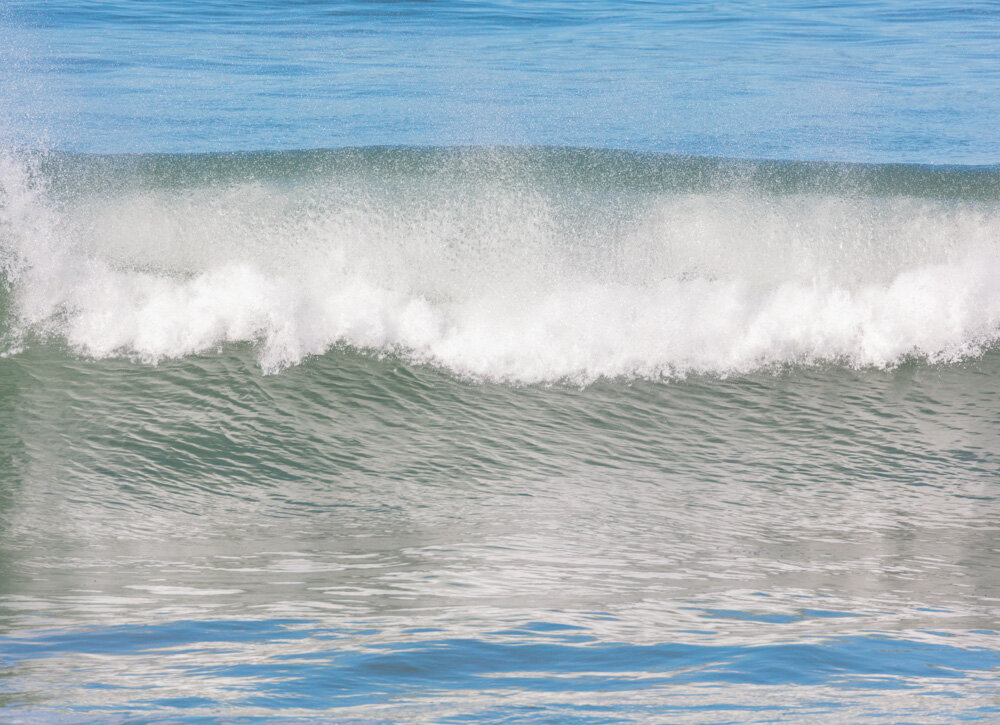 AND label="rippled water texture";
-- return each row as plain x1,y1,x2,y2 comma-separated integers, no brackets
0,348,999,722
1,1,999,723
